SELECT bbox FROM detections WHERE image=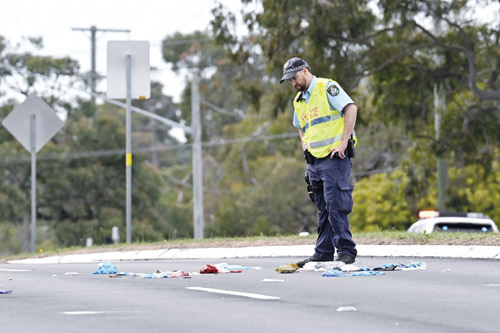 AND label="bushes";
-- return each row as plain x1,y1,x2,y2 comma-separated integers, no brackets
351,169,412,231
